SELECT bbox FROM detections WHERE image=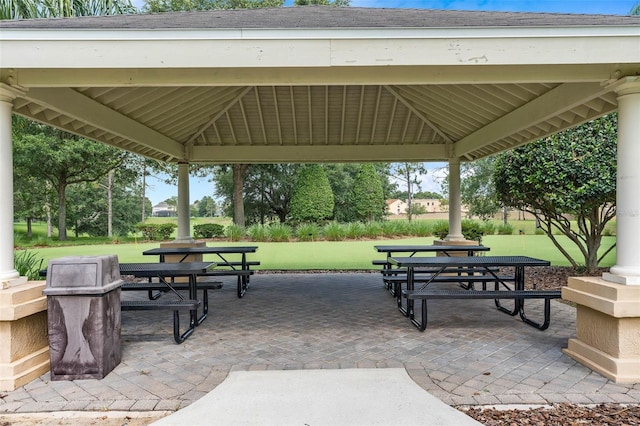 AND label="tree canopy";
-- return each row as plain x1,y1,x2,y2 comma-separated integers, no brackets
351,163,385,222
290,164,334,223
493,114,617,273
